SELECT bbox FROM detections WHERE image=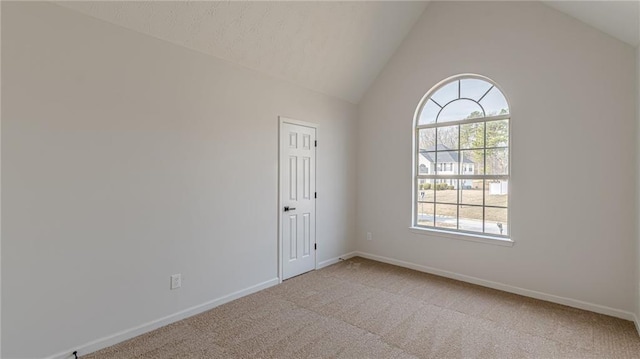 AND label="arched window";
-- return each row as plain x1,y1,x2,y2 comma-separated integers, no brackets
413,75,510,239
